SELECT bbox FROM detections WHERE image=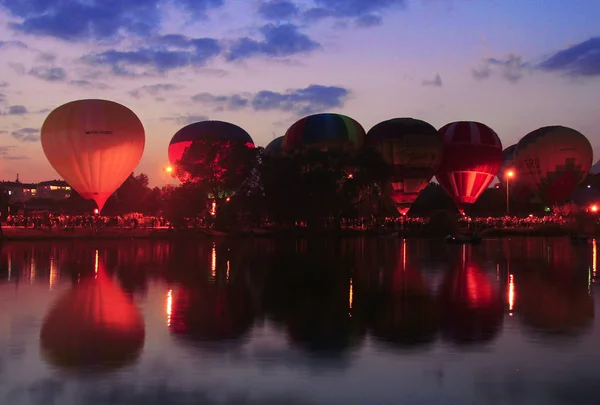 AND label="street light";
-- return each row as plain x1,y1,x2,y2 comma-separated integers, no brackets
163,166,173,186
506,170,515,216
